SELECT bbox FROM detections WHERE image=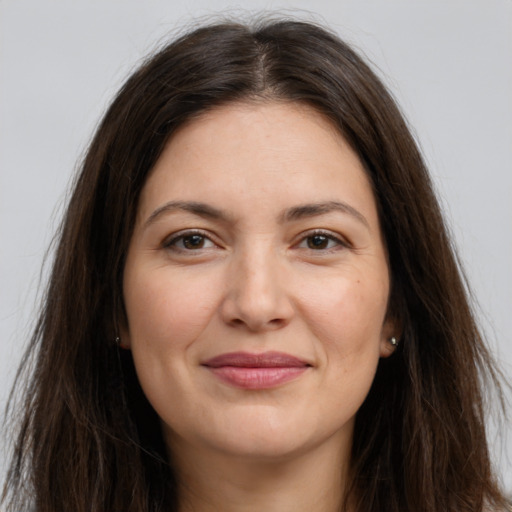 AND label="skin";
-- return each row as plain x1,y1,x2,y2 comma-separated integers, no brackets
122,101,397,511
